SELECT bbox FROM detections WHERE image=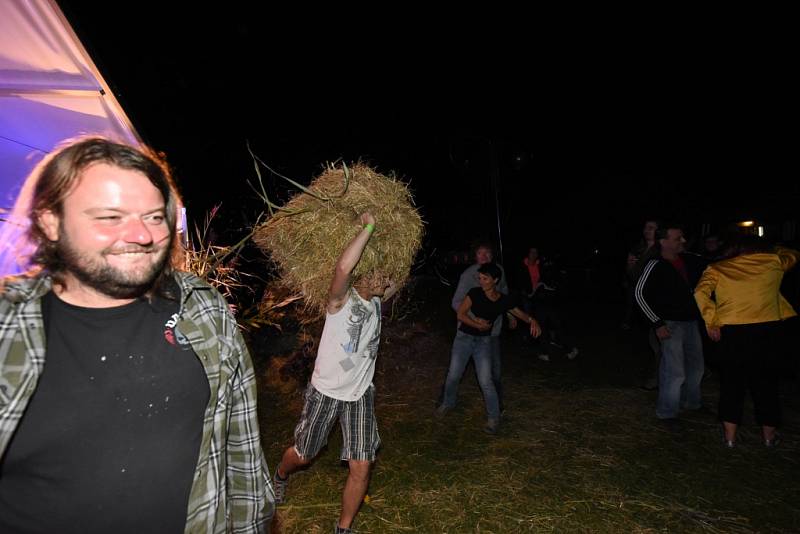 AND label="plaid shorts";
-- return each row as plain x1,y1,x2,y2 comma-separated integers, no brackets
293,383,381,462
